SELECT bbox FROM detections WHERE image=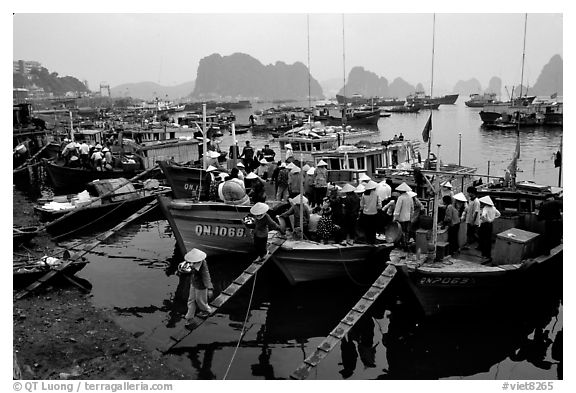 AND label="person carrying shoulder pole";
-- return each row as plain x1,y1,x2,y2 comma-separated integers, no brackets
178,248,214,329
